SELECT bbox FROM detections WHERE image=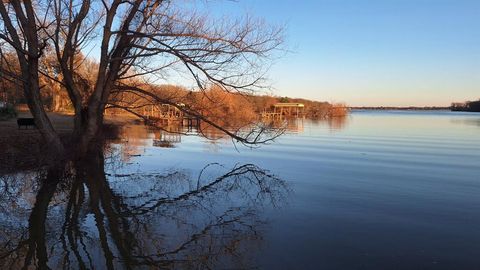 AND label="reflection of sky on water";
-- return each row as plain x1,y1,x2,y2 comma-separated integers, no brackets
0,149,289,269
450,117,480,128
1,111,480,269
